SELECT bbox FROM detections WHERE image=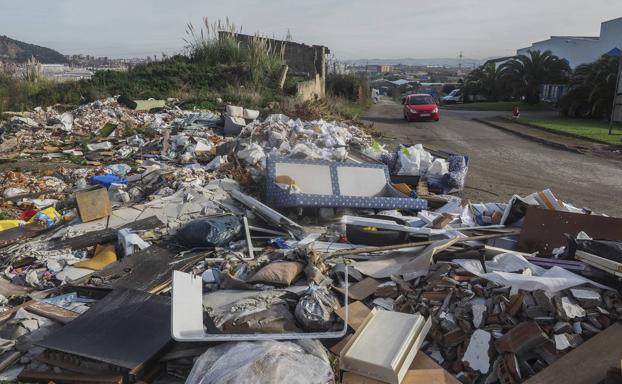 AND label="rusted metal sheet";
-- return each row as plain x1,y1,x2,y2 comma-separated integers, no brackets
518,207,622,255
